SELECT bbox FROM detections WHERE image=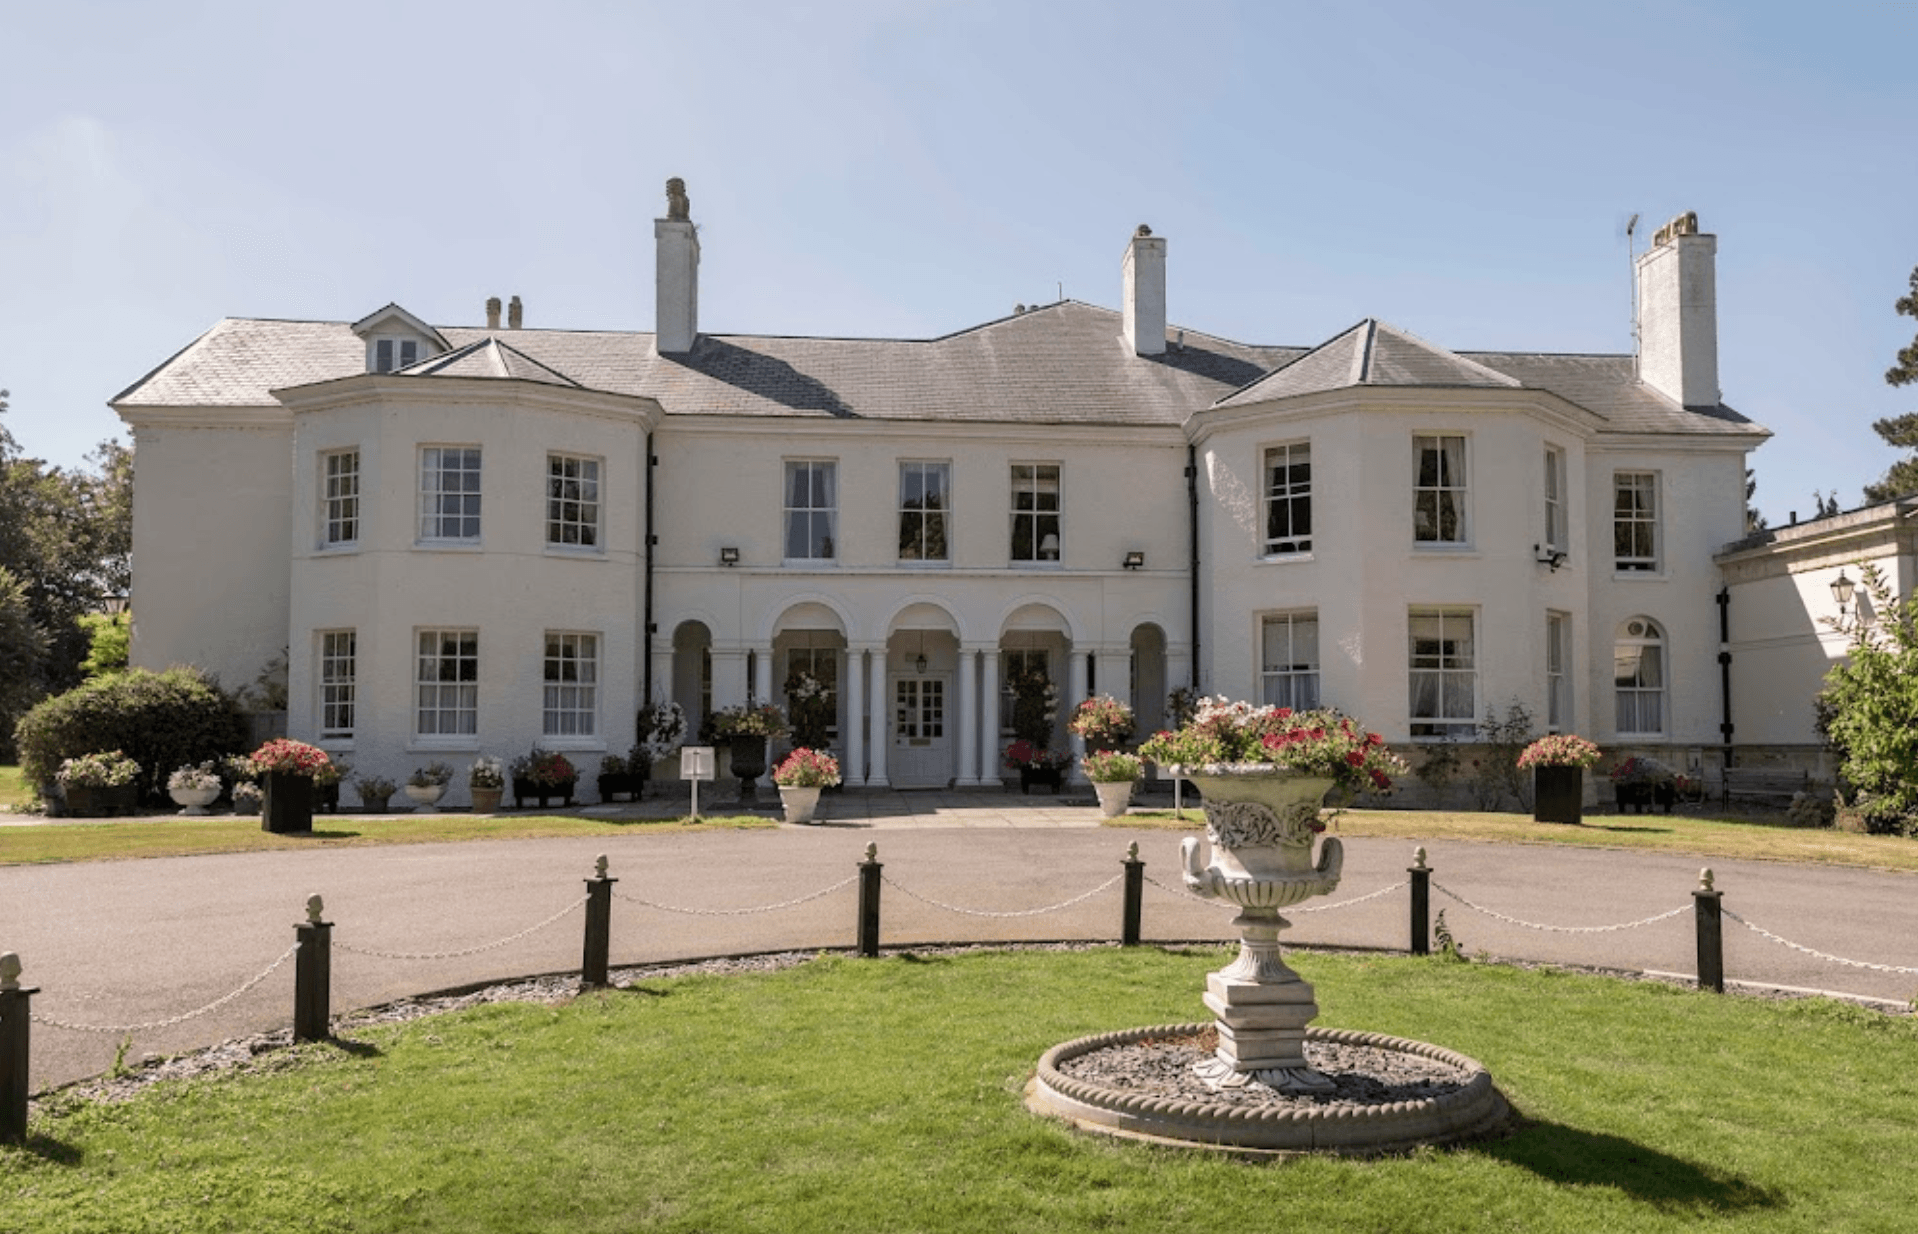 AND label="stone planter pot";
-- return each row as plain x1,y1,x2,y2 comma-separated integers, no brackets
1018,766,1064,795
1091,779,1134,818
1532,765,1584,825
470,786,503,814
728,734,769,805
1181,768,1336,881
262,771,315,834
512,777,577,809
170,784,220,816
778,784,823,824
357,793,393,814
61,784,99,817
403,783,446,813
